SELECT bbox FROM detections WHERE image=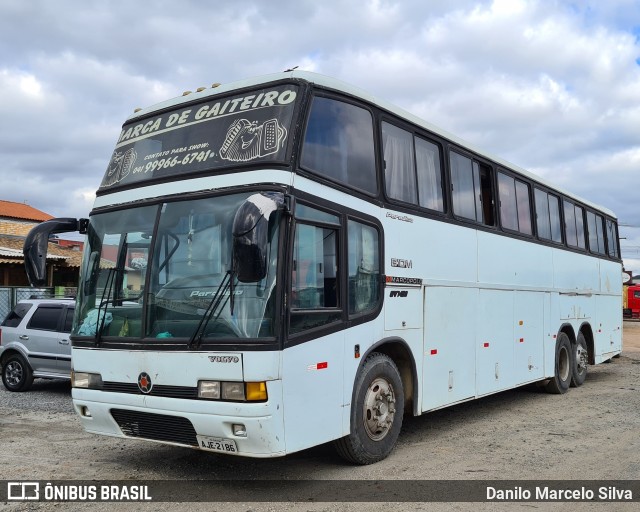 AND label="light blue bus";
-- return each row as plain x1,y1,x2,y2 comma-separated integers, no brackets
24,71,622,464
